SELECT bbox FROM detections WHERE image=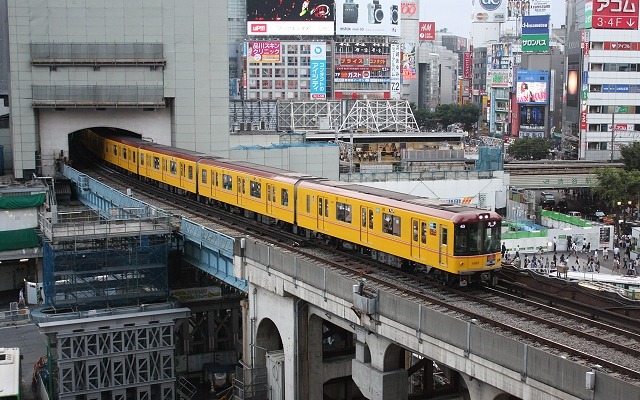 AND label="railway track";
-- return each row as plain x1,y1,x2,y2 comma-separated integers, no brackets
71,159,640,385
